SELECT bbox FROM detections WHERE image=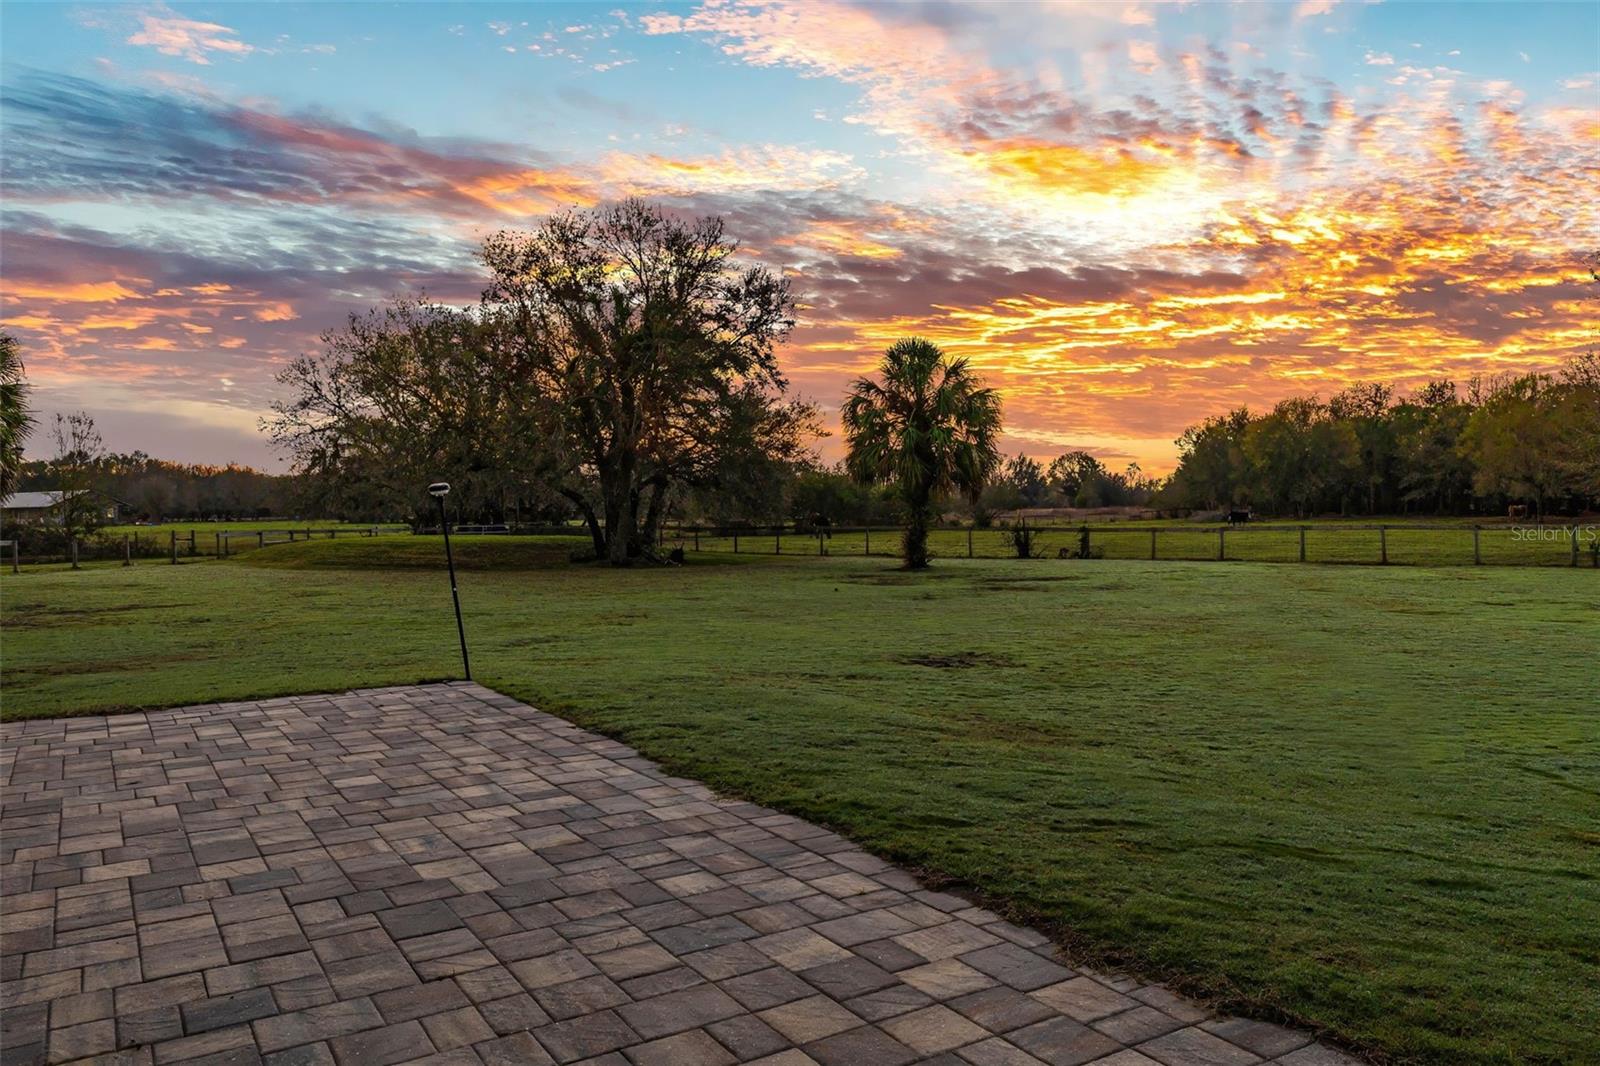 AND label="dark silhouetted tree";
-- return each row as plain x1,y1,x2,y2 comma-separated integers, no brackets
481,199,810,564
843,338,1002,568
